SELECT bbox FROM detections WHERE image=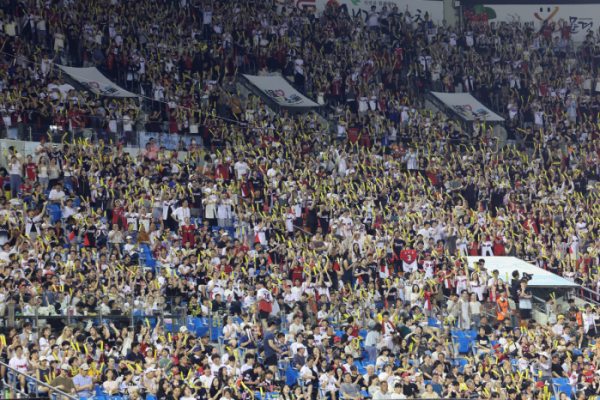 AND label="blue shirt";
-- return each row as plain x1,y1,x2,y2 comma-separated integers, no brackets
264,331,277,357
432,383,443,397
73,373,93,397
